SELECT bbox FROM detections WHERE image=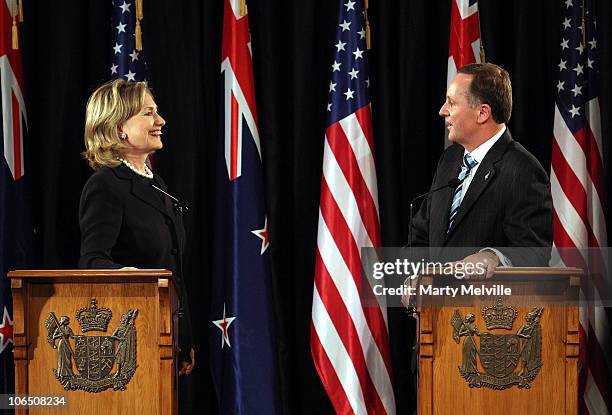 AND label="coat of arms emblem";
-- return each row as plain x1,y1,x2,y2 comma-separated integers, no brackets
450,298,543,389
45,299,138,392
